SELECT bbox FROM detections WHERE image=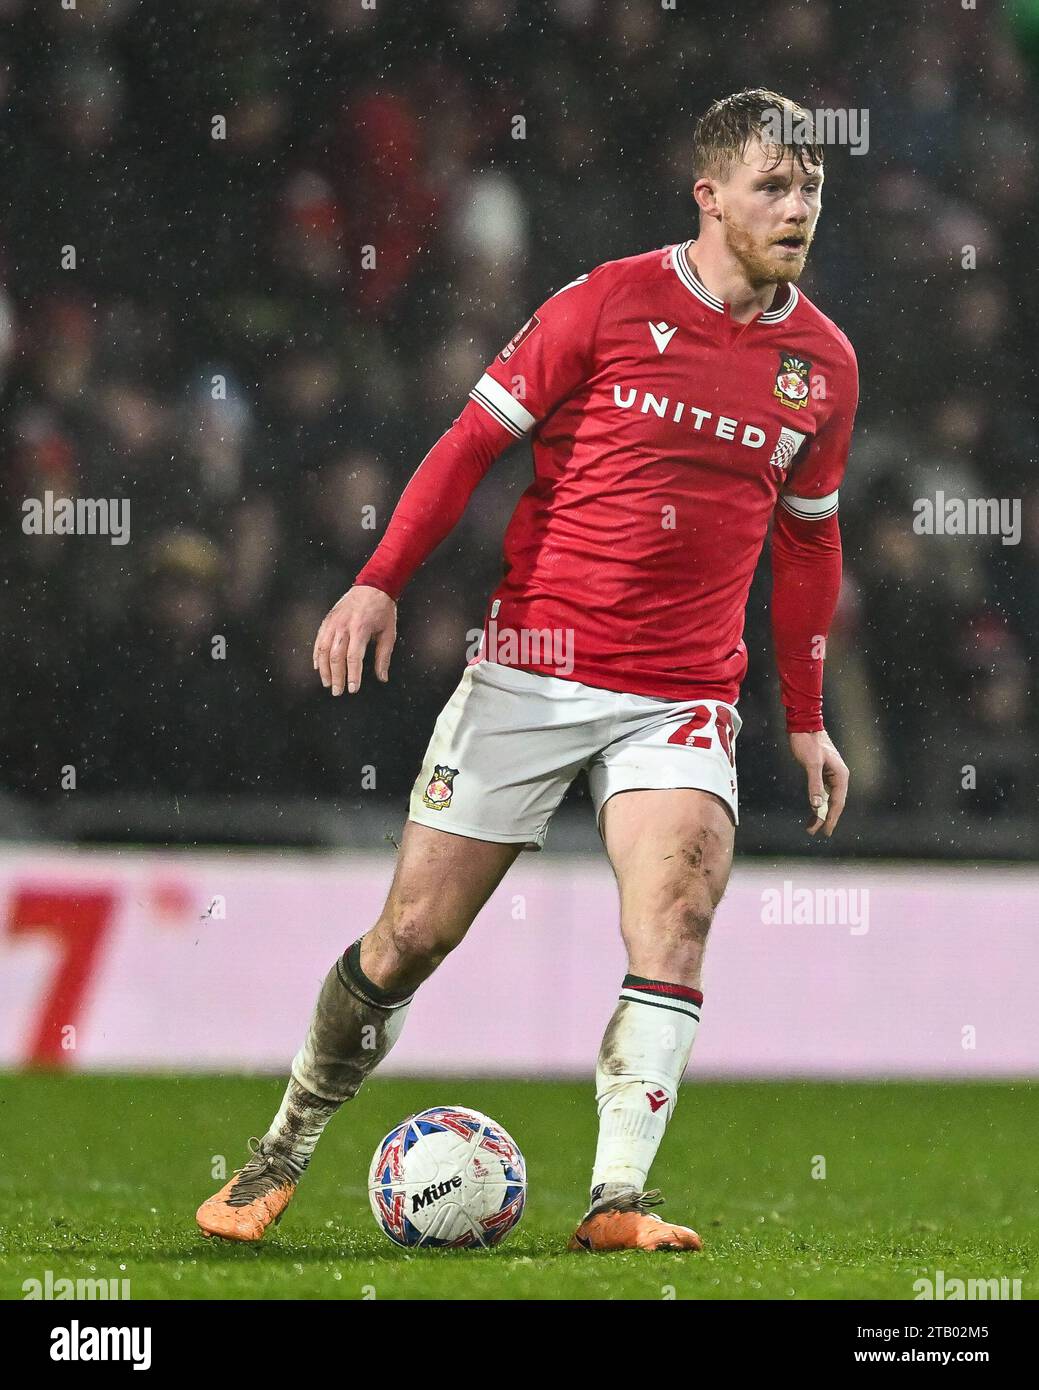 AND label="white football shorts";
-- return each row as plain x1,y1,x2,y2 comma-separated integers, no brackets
408,659,742,851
